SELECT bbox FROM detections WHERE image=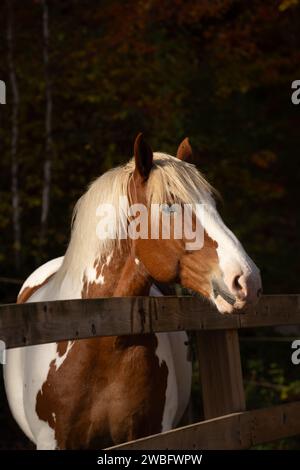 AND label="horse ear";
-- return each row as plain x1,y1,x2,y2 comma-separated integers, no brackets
176,137,193,162
133,133,153,180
